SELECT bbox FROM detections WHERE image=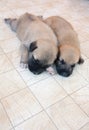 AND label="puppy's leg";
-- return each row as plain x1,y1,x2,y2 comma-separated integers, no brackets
4,18,17,32
20,44,29,68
